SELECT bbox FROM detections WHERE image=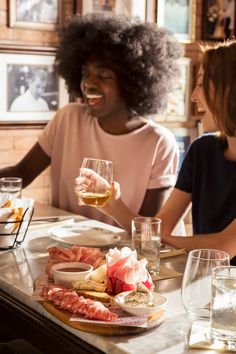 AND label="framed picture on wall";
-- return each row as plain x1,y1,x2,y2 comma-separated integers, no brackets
202,0,236,41
160,125,197,171
0,48,68,124
154,57,192,122
75,0,154,22
157,0,196,42
9,0,63,30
